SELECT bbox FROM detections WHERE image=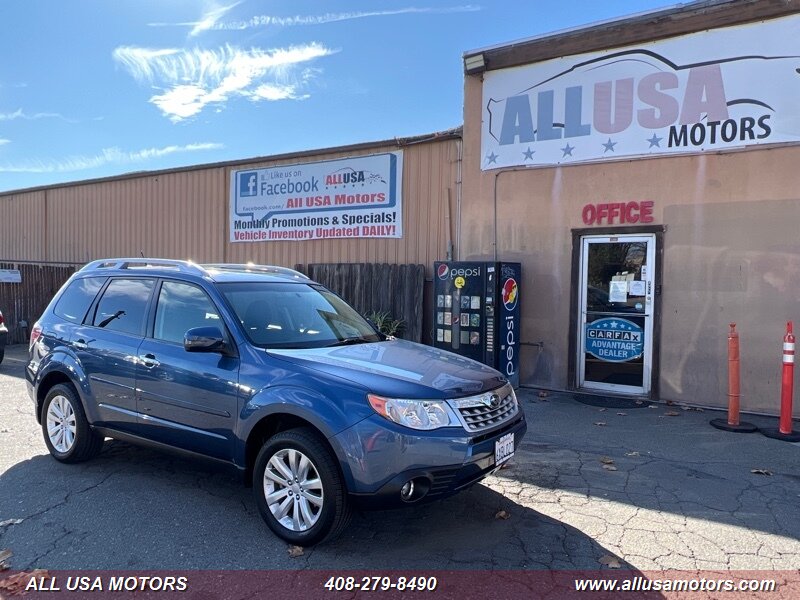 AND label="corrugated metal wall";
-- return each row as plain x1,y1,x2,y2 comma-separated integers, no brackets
0,191,47,261
0,138,458,278
46,168,227,264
